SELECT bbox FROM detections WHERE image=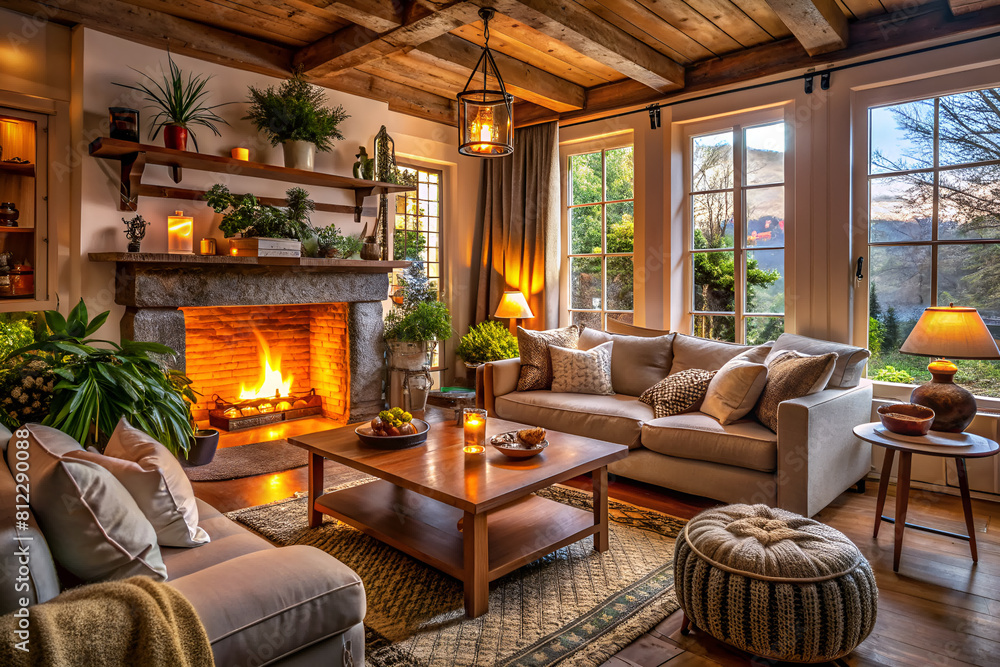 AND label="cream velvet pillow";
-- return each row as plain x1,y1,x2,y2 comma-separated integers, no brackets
701,346,771,425
87,418,209,548
8,424,166,582
550,341,614,395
